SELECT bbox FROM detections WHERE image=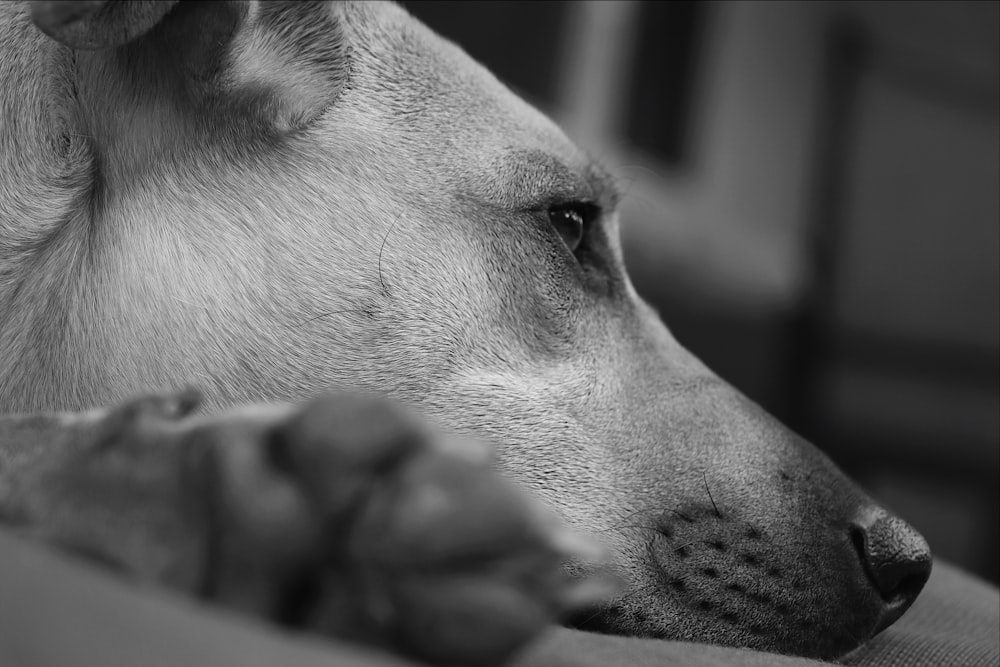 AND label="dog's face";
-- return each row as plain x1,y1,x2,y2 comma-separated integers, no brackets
6,0,931,659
